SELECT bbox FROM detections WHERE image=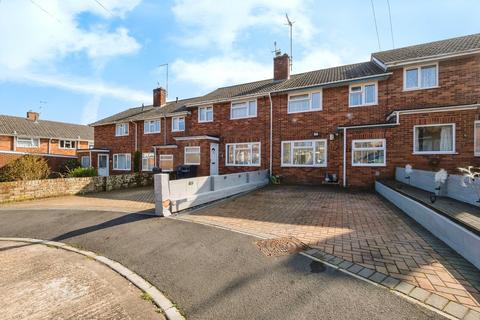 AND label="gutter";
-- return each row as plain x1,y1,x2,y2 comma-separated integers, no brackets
386,103,480,121
379,48,480,68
